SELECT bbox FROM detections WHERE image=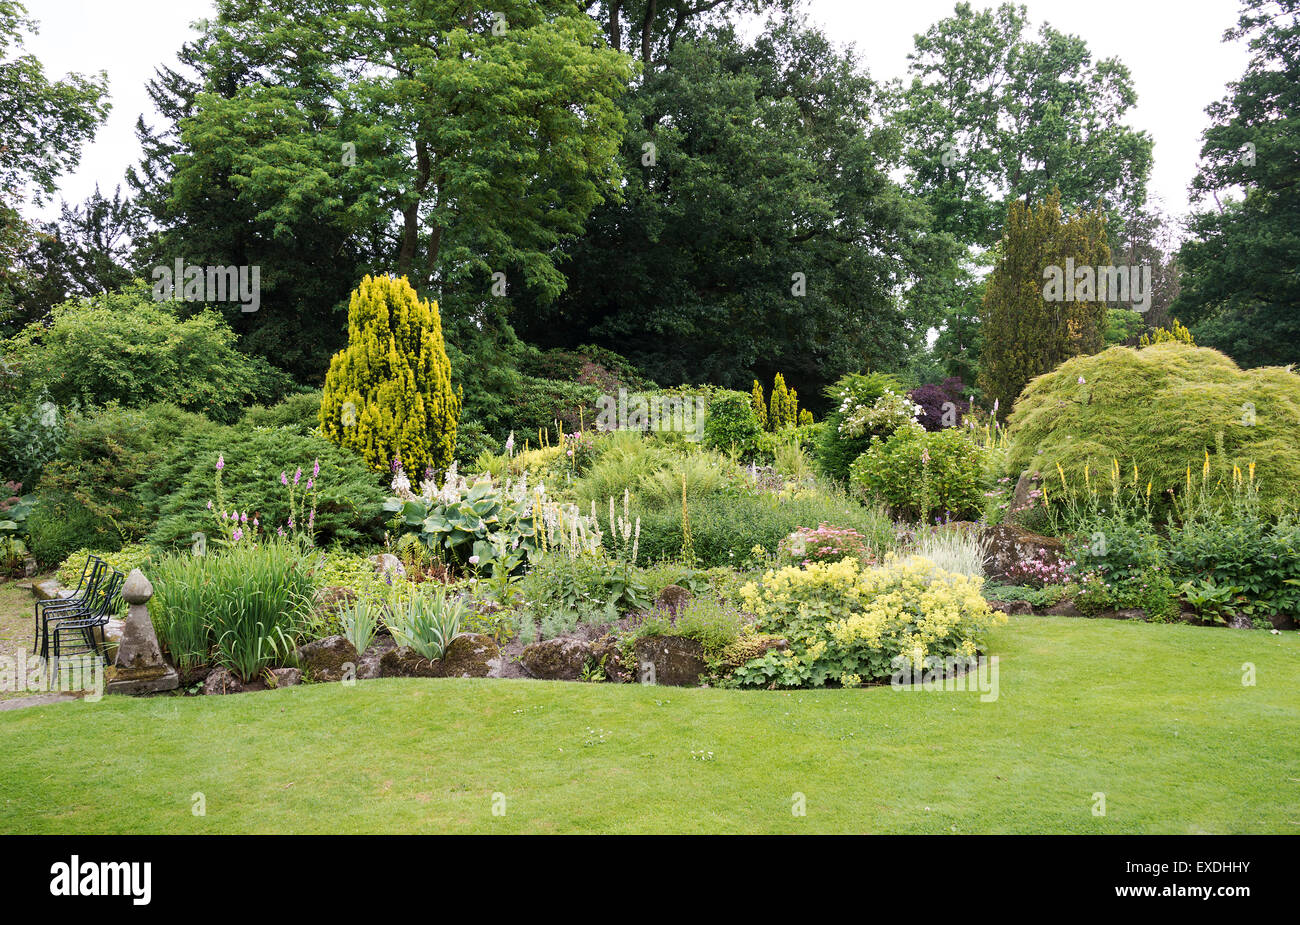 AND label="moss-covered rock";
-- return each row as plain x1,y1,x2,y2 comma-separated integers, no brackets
1006,343,1300,515
294,635,359,682
378,634,500,679
520,637,591,681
